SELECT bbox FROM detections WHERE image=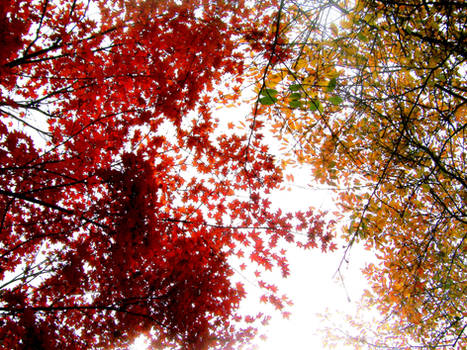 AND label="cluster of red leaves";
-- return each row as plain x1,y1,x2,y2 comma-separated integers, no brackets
0,0,333,349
